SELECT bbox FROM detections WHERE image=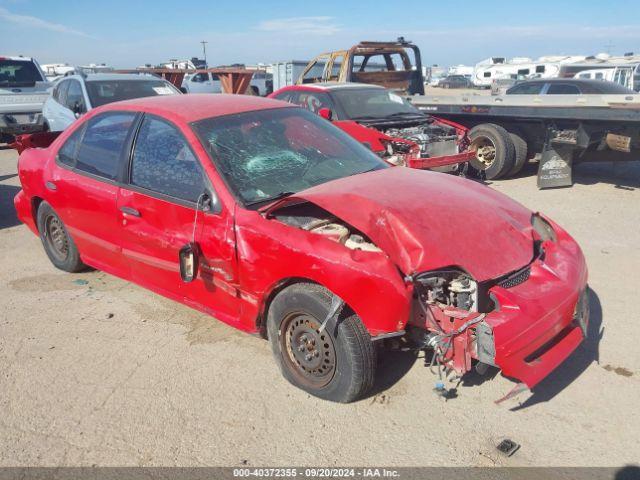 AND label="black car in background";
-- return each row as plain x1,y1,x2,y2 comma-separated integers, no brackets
437,75,473,89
